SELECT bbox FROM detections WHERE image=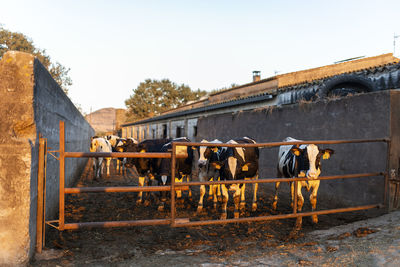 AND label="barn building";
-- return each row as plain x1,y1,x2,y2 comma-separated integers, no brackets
121,53,400,141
